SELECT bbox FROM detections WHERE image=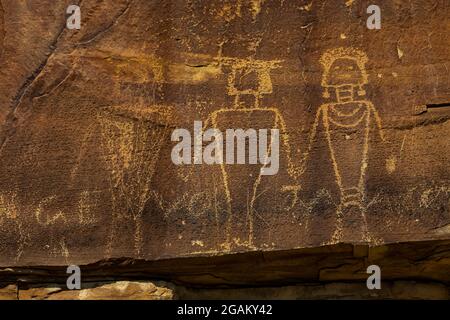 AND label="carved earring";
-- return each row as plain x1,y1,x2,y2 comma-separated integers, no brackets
358,85,366,96
323,87,330,98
